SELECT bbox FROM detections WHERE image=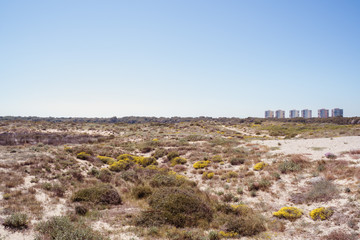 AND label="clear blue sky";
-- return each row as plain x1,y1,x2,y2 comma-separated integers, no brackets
1,0,359,118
